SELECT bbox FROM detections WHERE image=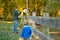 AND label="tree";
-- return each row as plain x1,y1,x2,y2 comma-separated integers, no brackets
44,0,60,17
